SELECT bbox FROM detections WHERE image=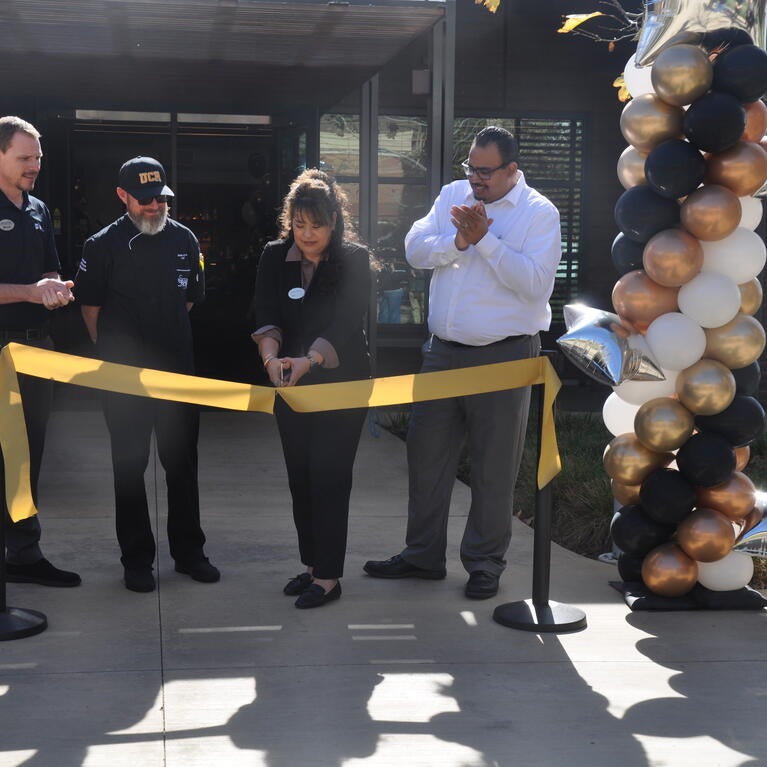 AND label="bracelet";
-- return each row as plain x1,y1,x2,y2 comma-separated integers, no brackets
305,354,319,369
263,355,277,367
